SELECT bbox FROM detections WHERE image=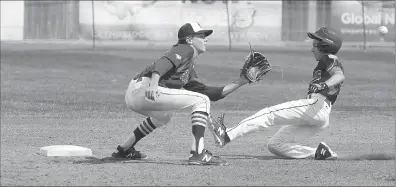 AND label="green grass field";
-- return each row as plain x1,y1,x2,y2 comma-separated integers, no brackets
1,43,395,186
